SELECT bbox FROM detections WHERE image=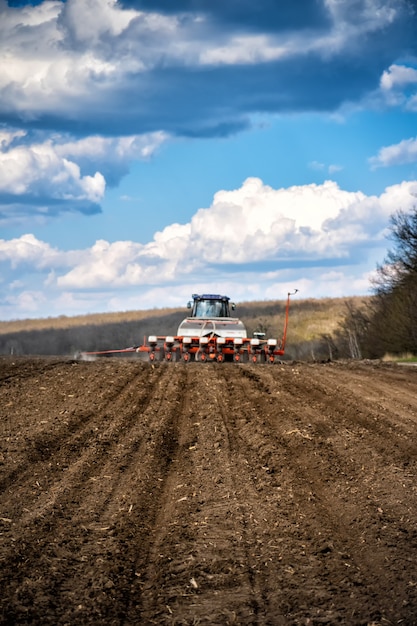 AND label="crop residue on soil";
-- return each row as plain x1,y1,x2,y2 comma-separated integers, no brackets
1,356,417,625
